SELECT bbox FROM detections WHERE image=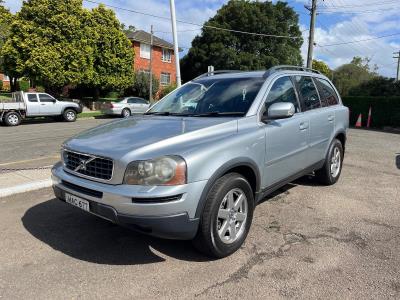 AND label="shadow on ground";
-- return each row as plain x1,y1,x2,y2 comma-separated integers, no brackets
396,154,400,170
22,198,210,265
21,176,316,266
